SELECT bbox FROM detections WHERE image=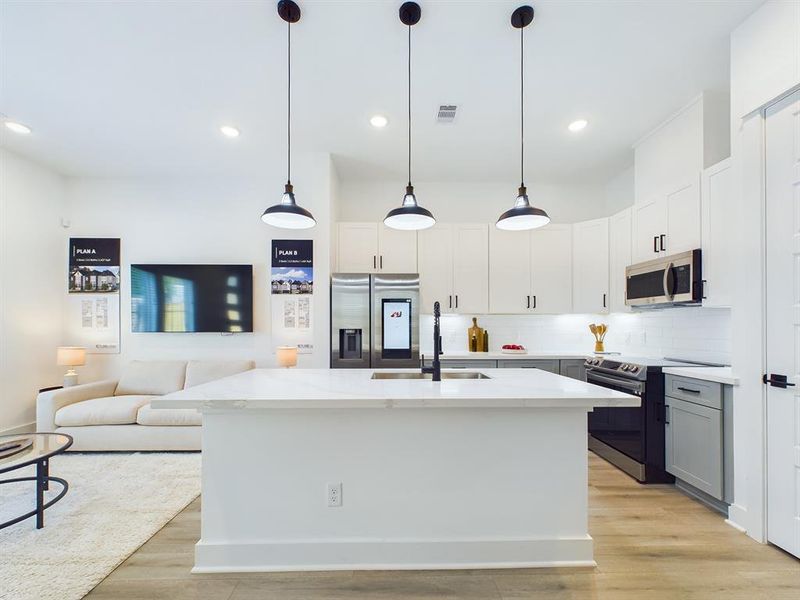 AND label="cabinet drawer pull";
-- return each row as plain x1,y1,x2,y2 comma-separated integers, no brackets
660,234,666,252
677,386,701,394
653,236,659,253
